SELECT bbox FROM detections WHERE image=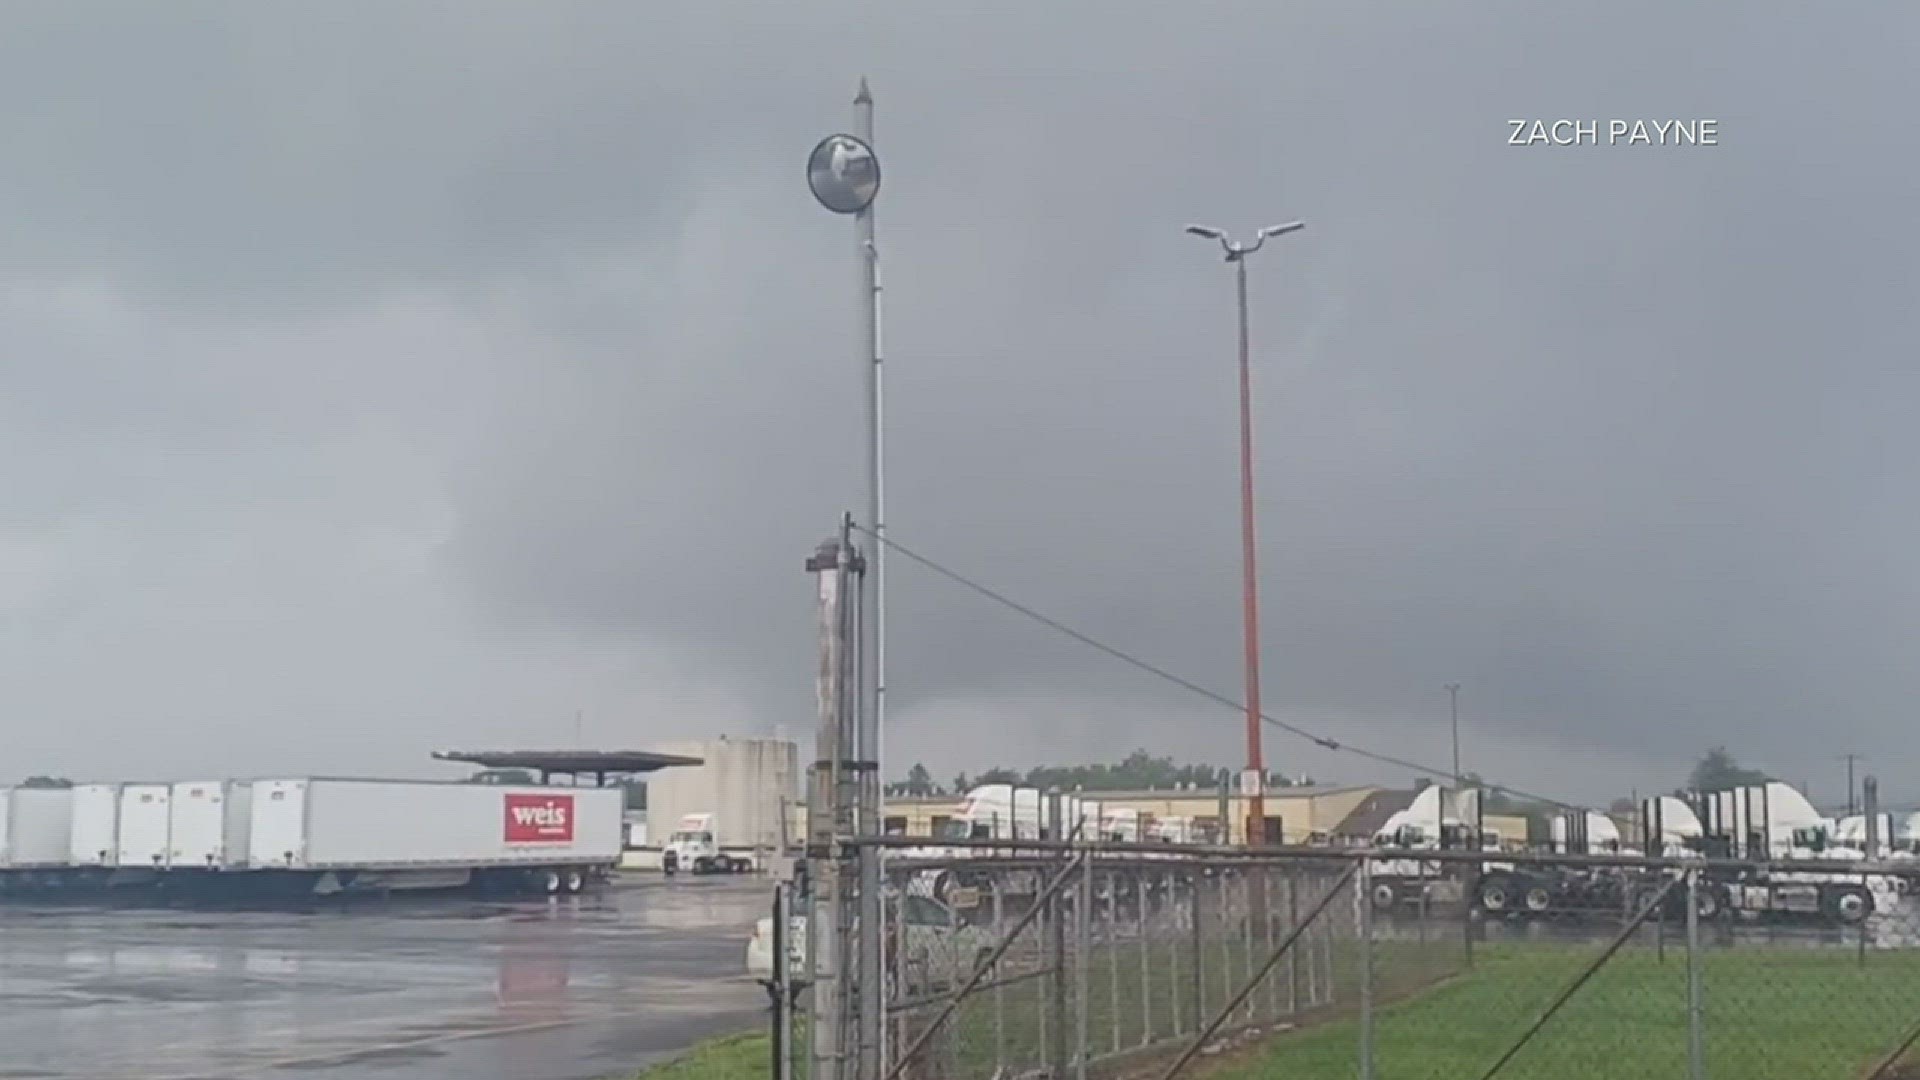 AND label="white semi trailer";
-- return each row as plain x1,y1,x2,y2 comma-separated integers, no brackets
0,778,624,898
